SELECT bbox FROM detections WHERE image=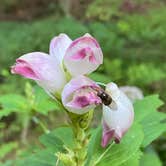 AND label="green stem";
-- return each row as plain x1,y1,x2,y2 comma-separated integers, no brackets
96,82,106,87
21,112,30,144
56,110,94,166
69,110,94,166
74,128,88,166
93,142,115,165
32,116,50,134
